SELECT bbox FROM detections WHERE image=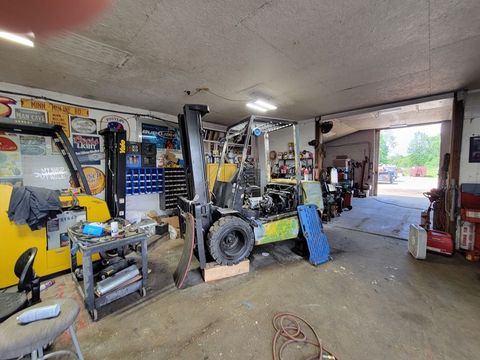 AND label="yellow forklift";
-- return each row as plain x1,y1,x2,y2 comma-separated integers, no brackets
174,105,326,287
0,118,111,288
